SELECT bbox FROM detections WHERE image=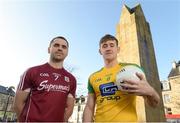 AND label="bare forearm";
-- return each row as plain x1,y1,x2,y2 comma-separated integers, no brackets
64,108,73,122
14,103,25,120
14,90,30,121
83,106,94,122
144,88,160,107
